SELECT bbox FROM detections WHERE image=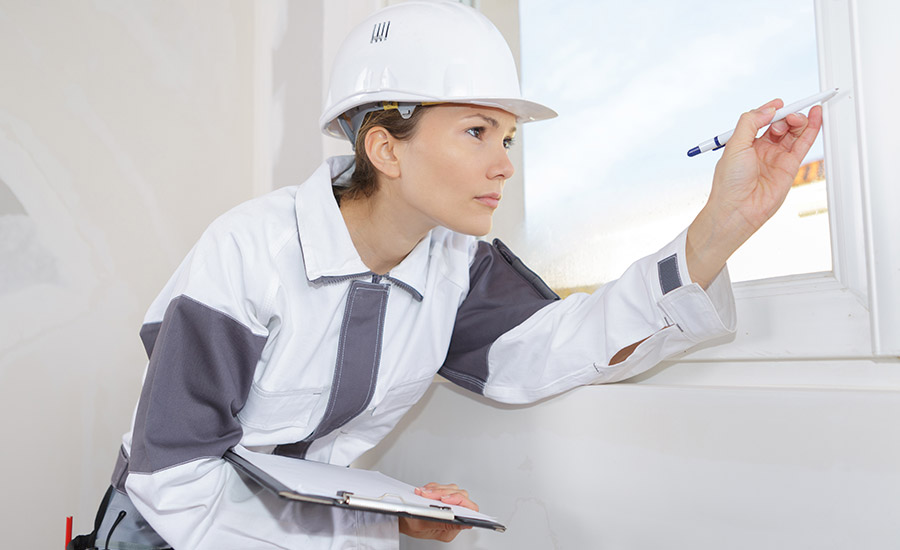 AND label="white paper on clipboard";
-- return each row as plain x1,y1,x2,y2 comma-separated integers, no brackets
224,445,506,532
